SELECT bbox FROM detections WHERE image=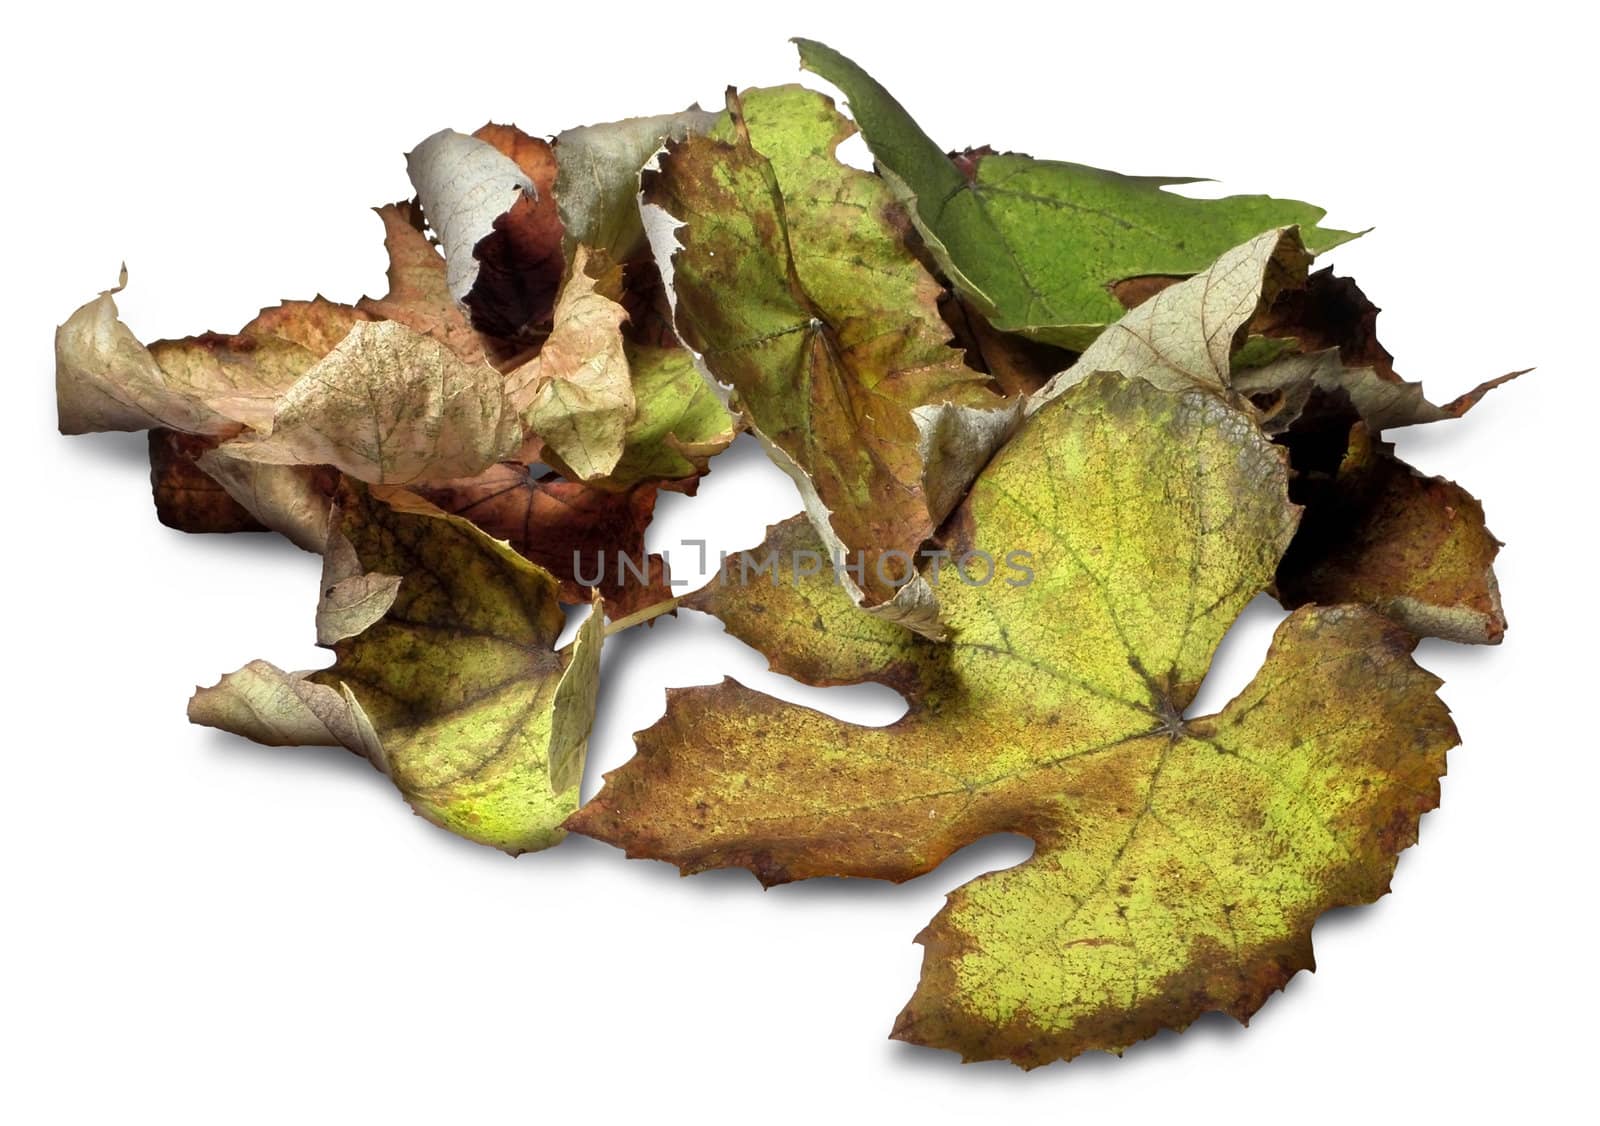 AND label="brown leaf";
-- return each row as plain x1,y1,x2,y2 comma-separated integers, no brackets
148,428,267,535
407,463,672,617
468,123,566,338
1277,423,1505,644
938,290,1076,398
356,201,490,366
